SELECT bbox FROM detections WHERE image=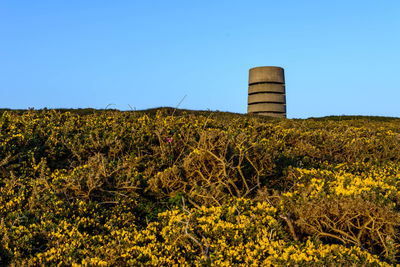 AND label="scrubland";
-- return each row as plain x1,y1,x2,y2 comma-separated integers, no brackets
0,108,399,266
